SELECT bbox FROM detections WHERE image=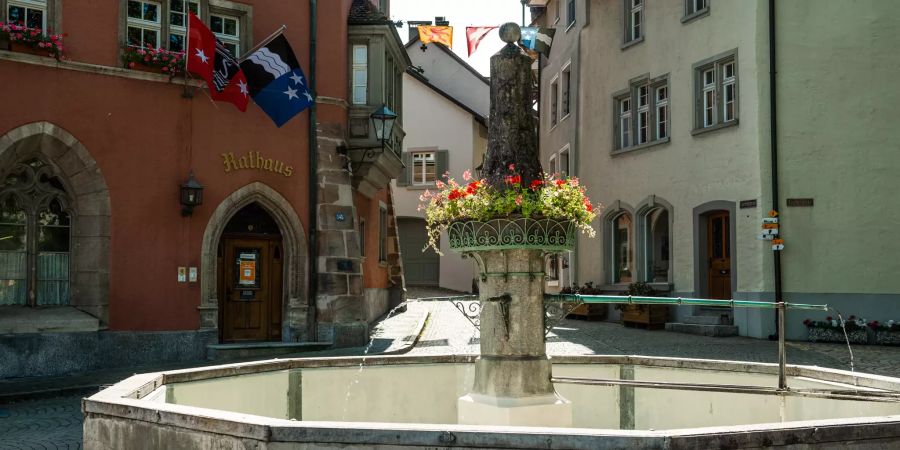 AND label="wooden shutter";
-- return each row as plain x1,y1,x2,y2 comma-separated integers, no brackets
397,151,411,186
436,150,449,181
